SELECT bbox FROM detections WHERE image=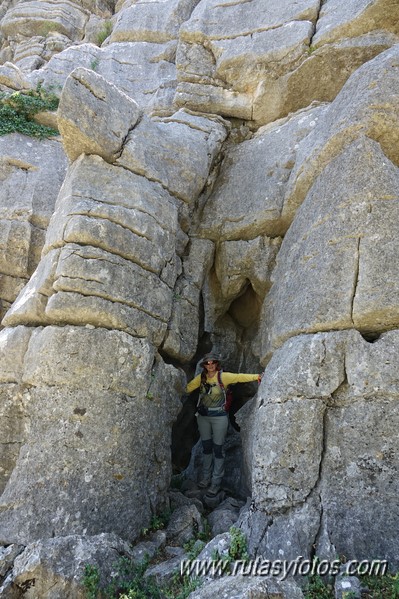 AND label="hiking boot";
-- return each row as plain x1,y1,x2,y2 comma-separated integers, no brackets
198,479,211,489
206,484,220,497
